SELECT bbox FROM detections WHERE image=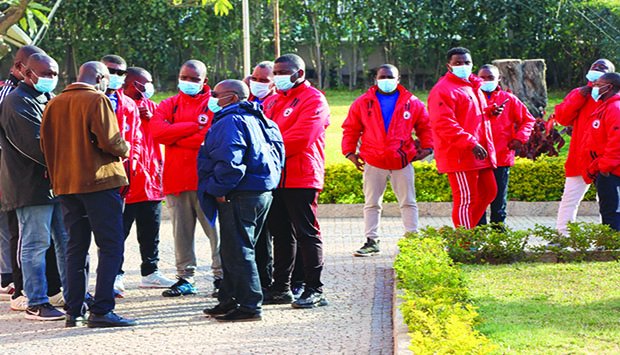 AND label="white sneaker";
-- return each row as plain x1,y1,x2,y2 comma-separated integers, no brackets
114,274,126,293
0,282,14,301
48,291,65,307
140,271,176,289
10,295,28,311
